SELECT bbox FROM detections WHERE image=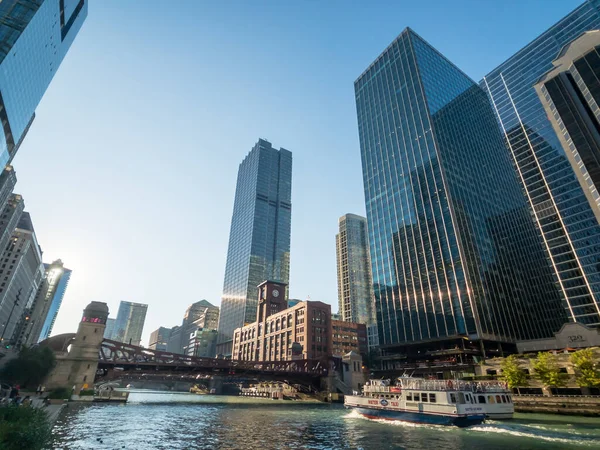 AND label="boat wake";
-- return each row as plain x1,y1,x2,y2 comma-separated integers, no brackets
343,409,451,430
345,410,600,446
470,423,600,447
